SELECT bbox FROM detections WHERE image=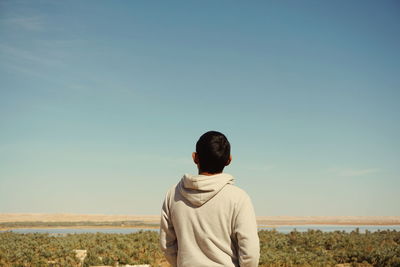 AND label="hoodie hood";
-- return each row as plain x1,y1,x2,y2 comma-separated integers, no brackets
177,173,234,207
